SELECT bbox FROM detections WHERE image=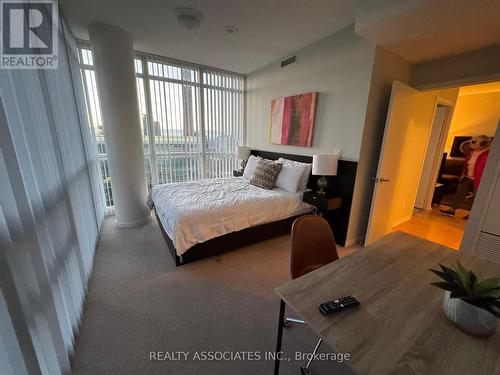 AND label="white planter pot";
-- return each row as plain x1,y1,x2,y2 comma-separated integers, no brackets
442,291,497,338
